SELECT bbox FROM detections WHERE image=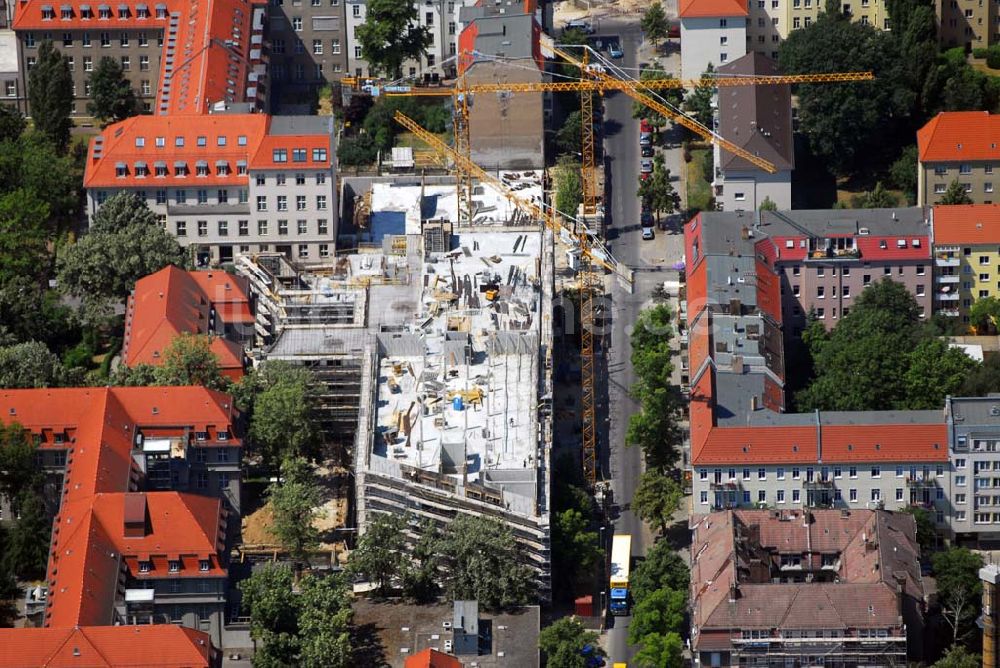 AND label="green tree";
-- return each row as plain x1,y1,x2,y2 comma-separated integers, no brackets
632,631,684,668
638,154,679,222
932,547,984,644
152,333,228,390
960,353,1000,396
627,587,687,645
355,0,431,78
347,512,408,597
0,423,40,504
632,470,683,536
555,156,583,220
0,132,79,224
90,188,157,233
28,41,73,153
269,457,325,563
903,338,977,409
86,57,140,126
297,573,353,668
439,515,533,610
940,178,974,205
239,563,300,667
336,134,378,166
632,66,683,130
109,362,159,387
902,506,937,554
889,145,918,204
401,518,441,603
683,65,716,129
0,106,25,143
57,192,186,312
245,362,321,465
641,3,669,47
759,196,778,211
0,341,80,389
970,296,1000,333
630,540,690,605
3,489,51,580
551,506,602,597
0,188,51,285
0,554,19,627
852,181,899,208
538,617,606,668
932,645,982,668
555,110,583,156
